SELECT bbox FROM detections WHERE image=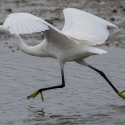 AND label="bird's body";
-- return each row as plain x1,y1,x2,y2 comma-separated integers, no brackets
16,32,107,63
1,8,125,100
